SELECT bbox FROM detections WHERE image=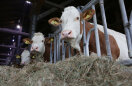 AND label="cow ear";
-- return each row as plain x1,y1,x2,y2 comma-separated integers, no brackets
81,9,95,21
23,38,32,44
48,17,62,26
